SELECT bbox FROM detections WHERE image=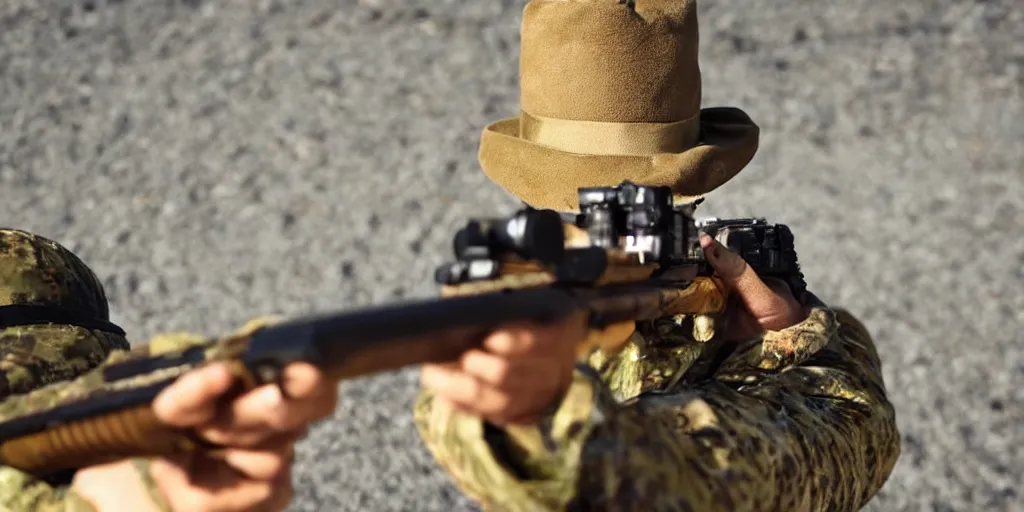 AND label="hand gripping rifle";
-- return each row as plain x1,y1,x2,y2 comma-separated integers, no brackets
0,181,805,477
